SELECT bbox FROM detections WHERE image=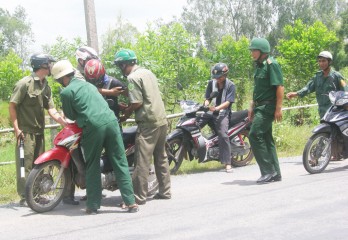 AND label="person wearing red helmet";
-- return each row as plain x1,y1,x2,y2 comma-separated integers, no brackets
84,59,128,119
